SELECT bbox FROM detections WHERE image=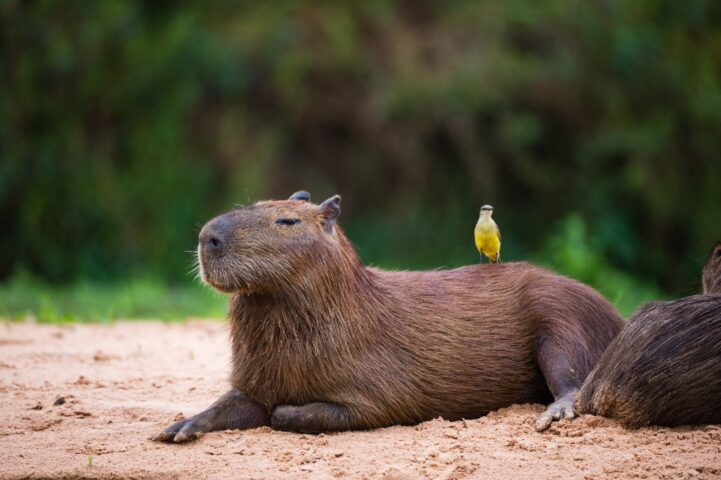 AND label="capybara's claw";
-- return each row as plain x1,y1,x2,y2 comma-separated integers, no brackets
534,412,553,432
150,419,185,442
151,417,205,443
173,422,205,443
149,430,174,442
535,392,577,432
